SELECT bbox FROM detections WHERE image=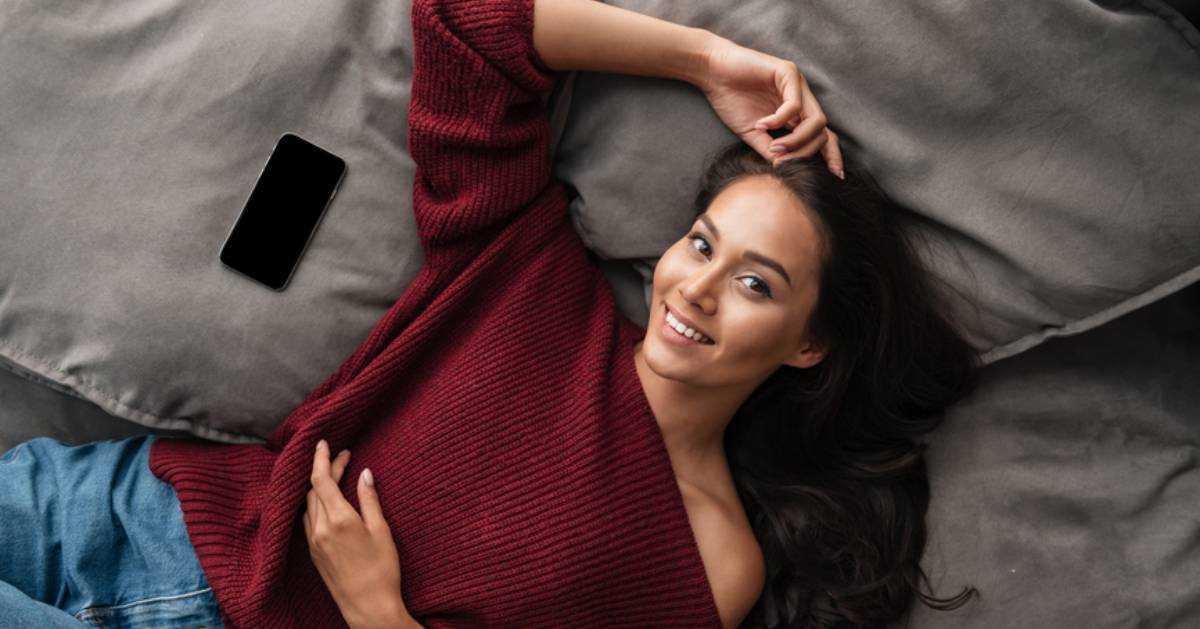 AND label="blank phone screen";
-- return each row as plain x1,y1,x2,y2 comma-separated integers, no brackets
219,133,346,291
